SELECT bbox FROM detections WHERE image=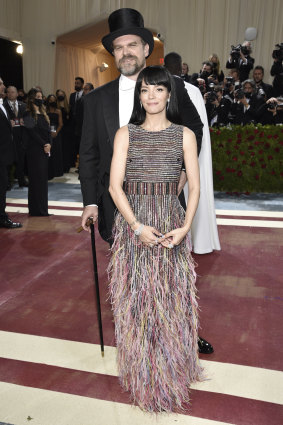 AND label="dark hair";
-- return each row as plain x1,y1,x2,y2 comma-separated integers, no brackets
243,79,256,90
46,94,57,112
164,52,182,76
84,82,94,91
254,65,264,74
129,66,181,125
202,61,213,68
27,88,49,123
214,85,223,93
75,77,84,84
